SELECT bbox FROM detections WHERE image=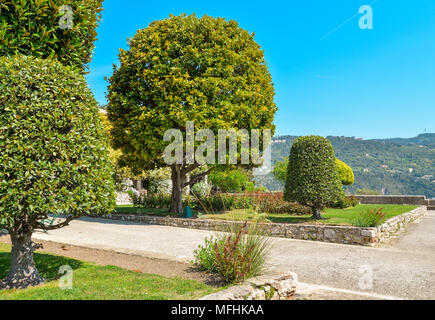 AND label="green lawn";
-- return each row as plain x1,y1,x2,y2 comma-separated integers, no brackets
199,204,418,226
0,243,219,300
